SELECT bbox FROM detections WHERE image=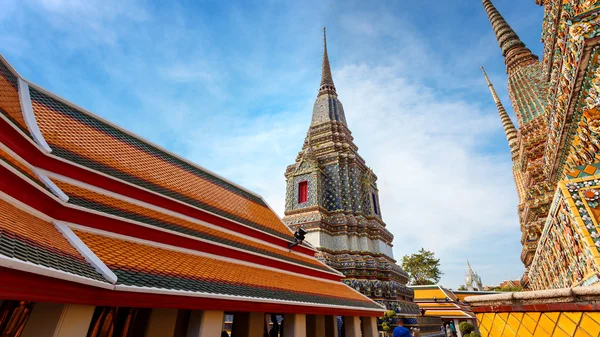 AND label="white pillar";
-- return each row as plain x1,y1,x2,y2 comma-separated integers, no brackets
20,302,95,337
283,313,306,337
306,314,325,337
361,316,378,337
146,308,179,337
324,315,339,337
454,319,462,337
187,310,225,337
343,316,361,337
